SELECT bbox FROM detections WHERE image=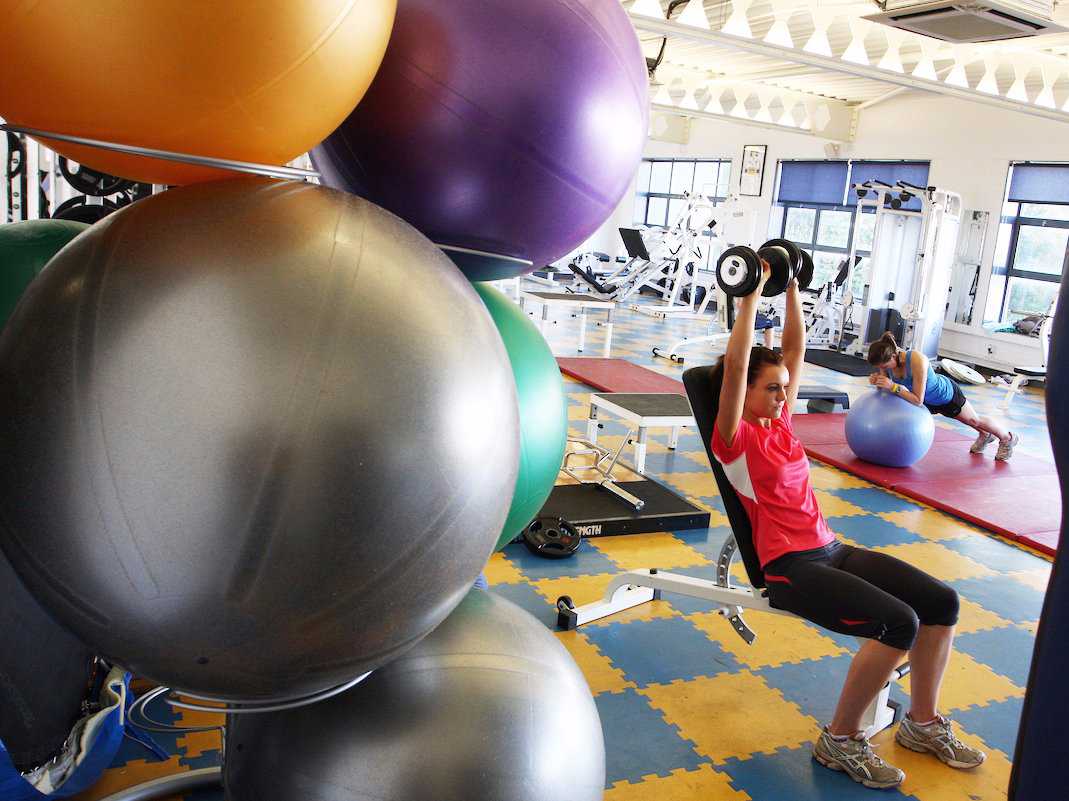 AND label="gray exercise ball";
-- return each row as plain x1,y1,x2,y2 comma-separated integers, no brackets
224,590,606,801
0,177,520,702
